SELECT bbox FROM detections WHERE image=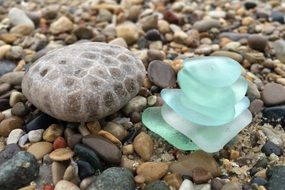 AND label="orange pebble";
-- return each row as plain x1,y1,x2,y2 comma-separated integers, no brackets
53,137,67,150
43,184,54,190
